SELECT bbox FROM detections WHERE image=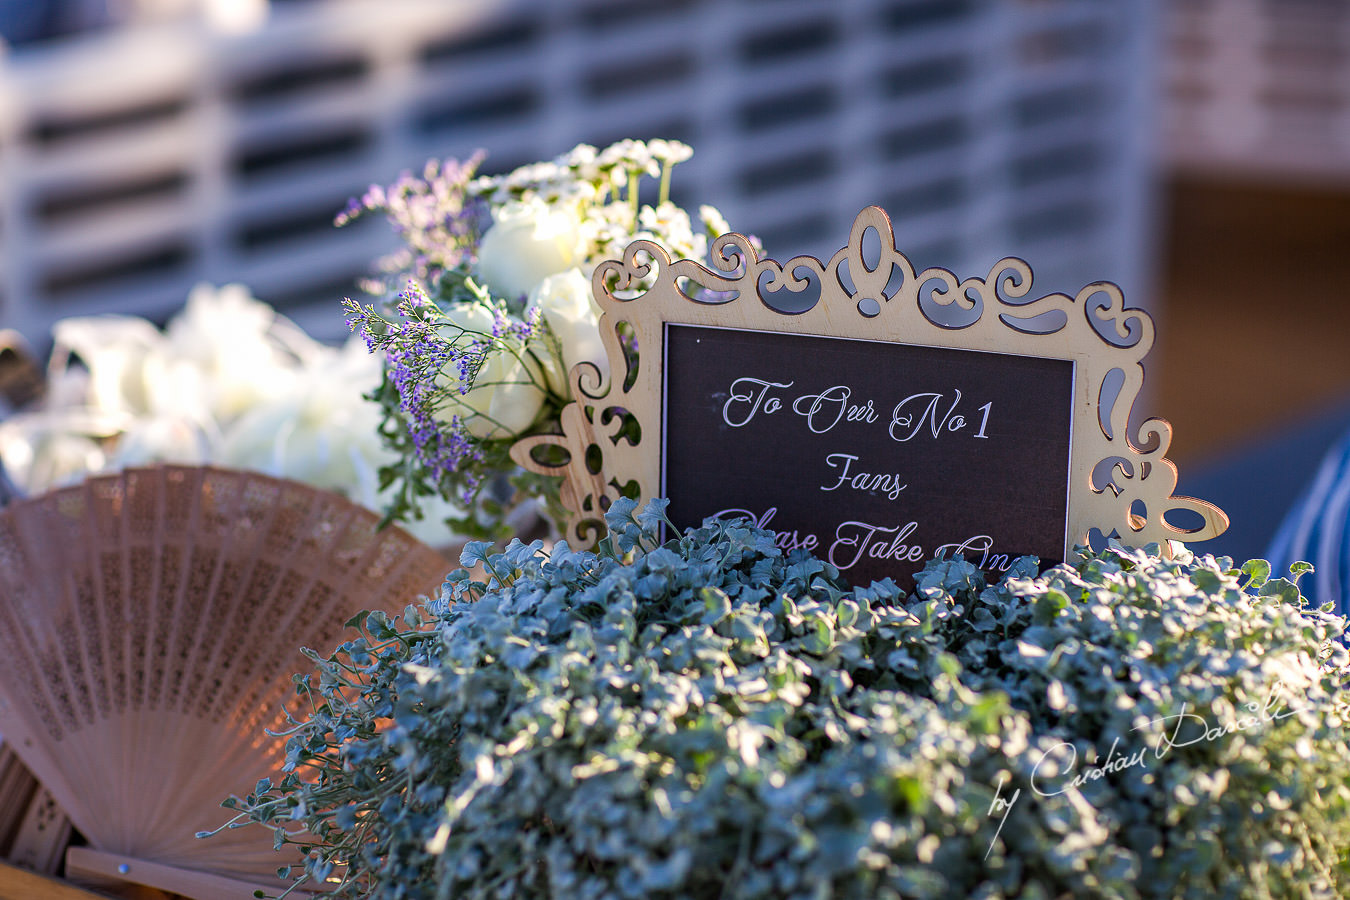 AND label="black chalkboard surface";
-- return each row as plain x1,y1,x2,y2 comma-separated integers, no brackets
662,323,1075,587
